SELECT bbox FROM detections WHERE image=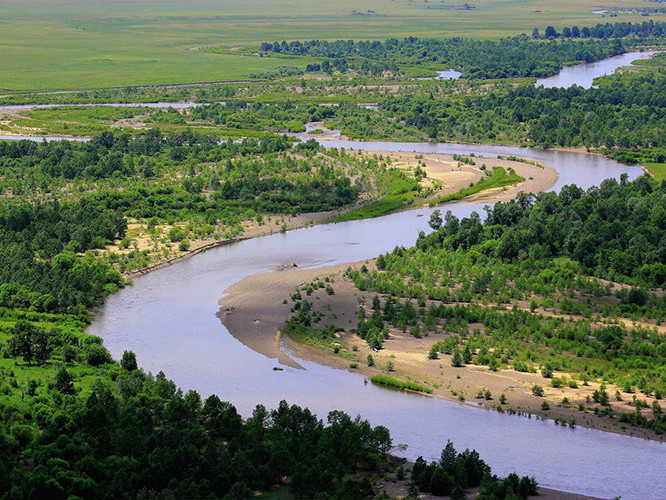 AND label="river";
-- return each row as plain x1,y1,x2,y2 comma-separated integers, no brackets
85,138,665,499
535,50,662,89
